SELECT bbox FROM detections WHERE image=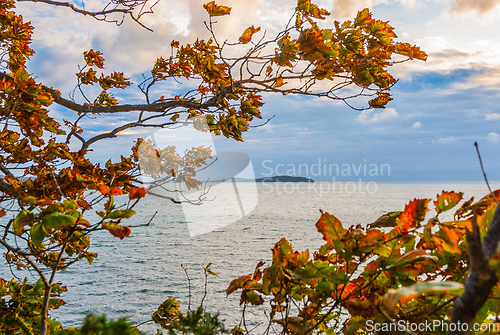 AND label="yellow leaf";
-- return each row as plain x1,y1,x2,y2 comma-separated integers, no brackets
203,1,231,16
273,77,287,88
239,25,261,44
